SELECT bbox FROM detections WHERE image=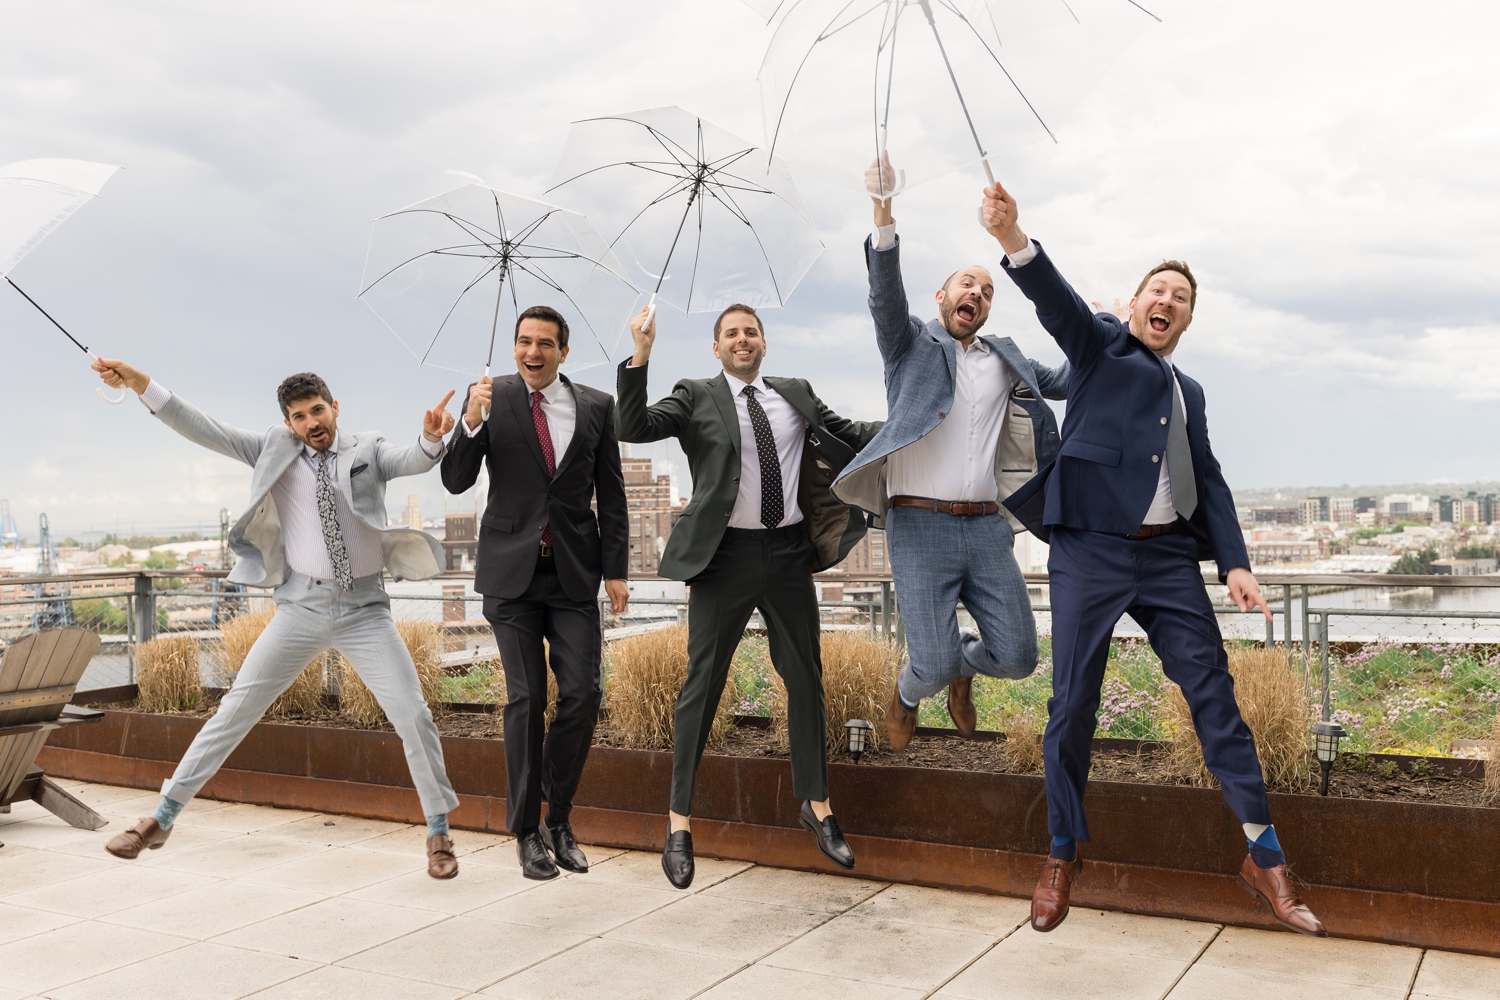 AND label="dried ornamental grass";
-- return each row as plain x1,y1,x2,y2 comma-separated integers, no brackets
219,608,276,677
134,634,202,712
336,620,449,725
771,632,902,753
605,625,727,749
1485,711,1500,806
1000,708,1046,774
269,653,328,718
1165,647,1312,792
